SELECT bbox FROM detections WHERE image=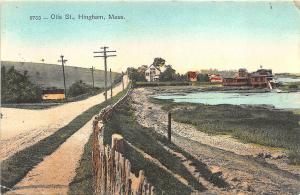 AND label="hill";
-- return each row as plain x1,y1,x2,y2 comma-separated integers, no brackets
1,61,120,89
